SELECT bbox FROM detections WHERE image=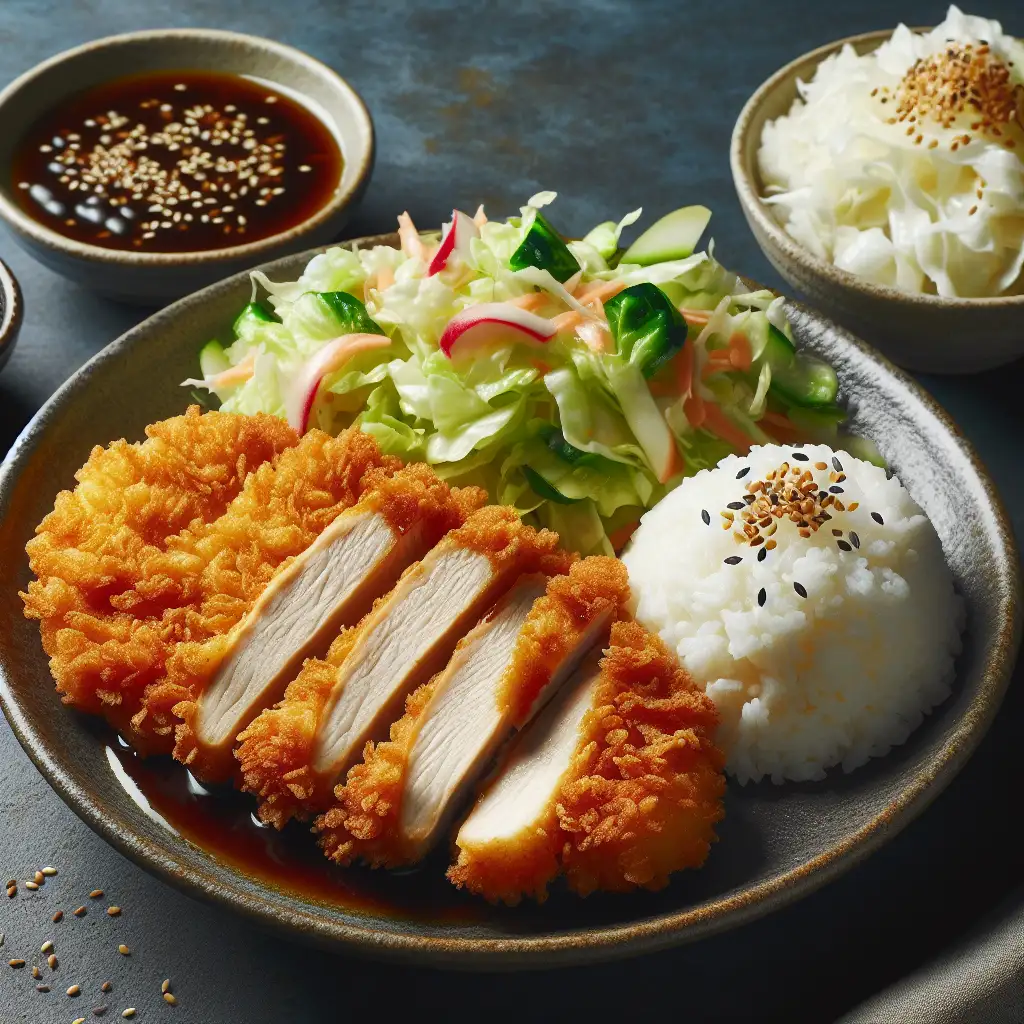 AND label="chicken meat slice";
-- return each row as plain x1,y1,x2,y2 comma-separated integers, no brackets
167,463,476,780
318,557,630,868
448,619,726,905
236,506,571,828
